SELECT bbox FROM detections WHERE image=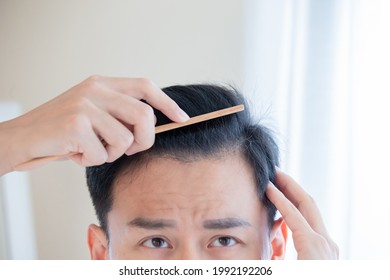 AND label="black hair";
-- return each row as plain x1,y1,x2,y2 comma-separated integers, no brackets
86,84,279,234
